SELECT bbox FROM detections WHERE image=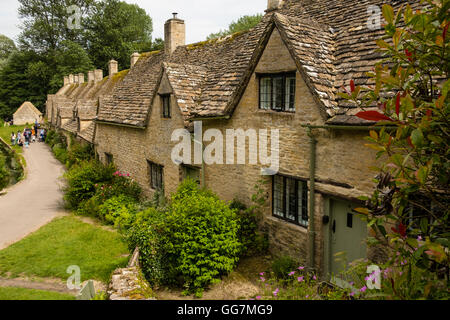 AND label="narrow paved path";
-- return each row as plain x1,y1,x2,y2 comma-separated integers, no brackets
0,142,66,250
